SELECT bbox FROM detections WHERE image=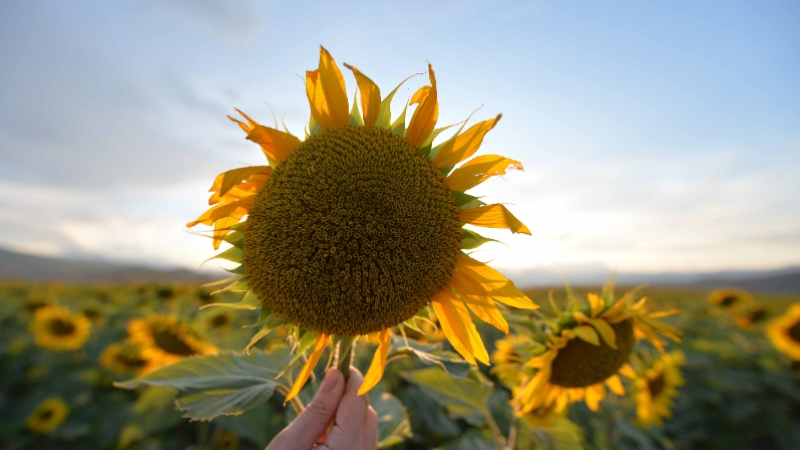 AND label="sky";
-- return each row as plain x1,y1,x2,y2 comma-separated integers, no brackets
1,0,799,277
